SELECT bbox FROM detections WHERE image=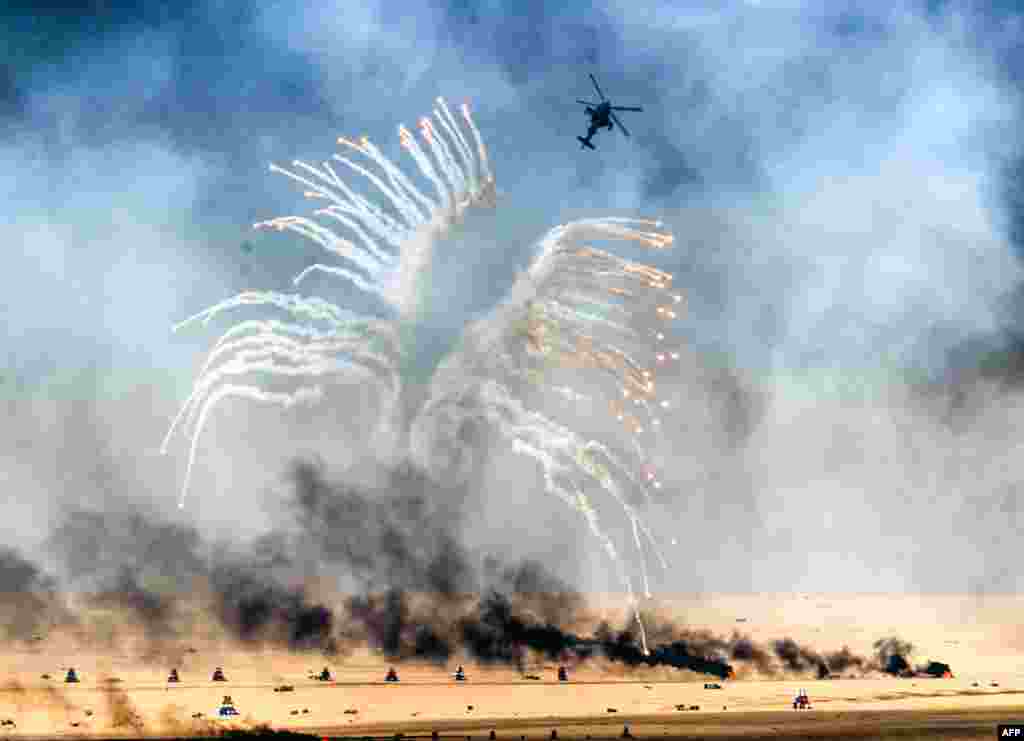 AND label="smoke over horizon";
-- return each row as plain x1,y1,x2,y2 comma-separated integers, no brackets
0,458,958,685
3,0,1024,619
